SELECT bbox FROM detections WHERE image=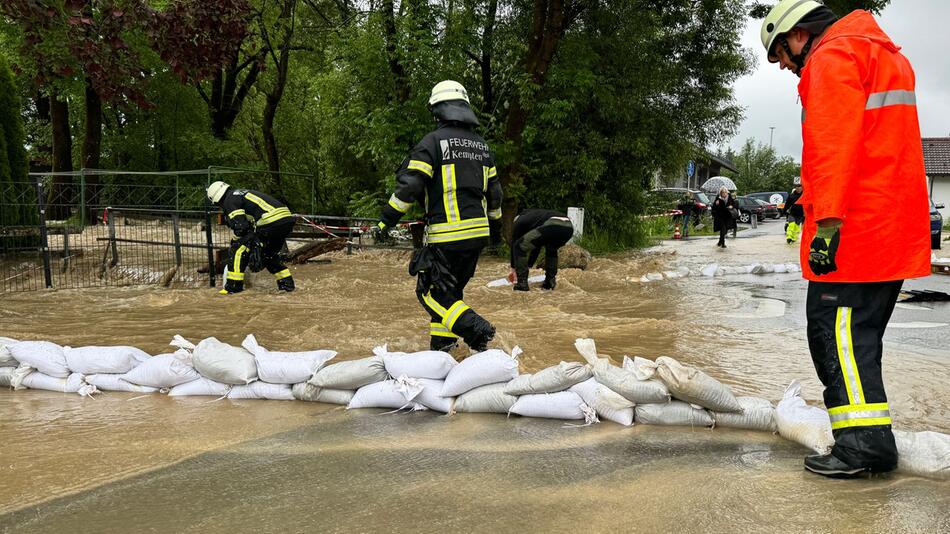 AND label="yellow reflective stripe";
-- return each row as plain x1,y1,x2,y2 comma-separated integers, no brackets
488,208,502,220
487,166,497,179
273,269,292,280
227,272,245,281
388,194,412,213
245,193,278,212
442,164,460,222
228,209,246,219
443,300,470,330
233,245,248,274
835,307,865,405
831,417,892,430
828,403,889,415
430,323,458,338
428,217,489,234
257,208,293,226
422,291,447,319
482,166,489,192
426,227,490,244
407,159,433,177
